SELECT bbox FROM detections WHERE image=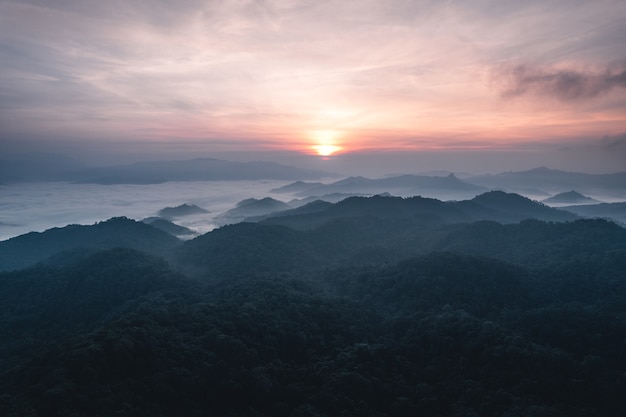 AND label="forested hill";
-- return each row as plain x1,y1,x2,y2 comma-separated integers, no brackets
0,217,181,271
0,193,625,417
176,215,625,276
259,191,577,229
